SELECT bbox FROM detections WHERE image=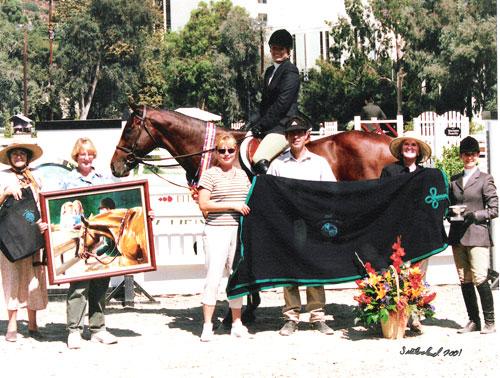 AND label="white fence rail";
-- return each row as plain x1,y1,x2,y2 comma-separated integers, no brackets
149,184,205,266
354,115,404,136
